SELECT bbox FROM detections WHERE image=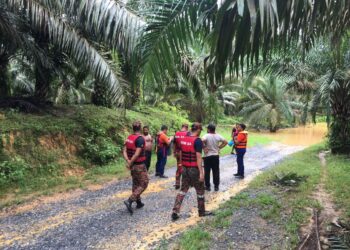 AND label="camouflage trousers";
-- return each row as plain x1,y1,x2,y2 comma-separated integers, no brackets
175,152,182,186
129,164,149,202
173,167,205,216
